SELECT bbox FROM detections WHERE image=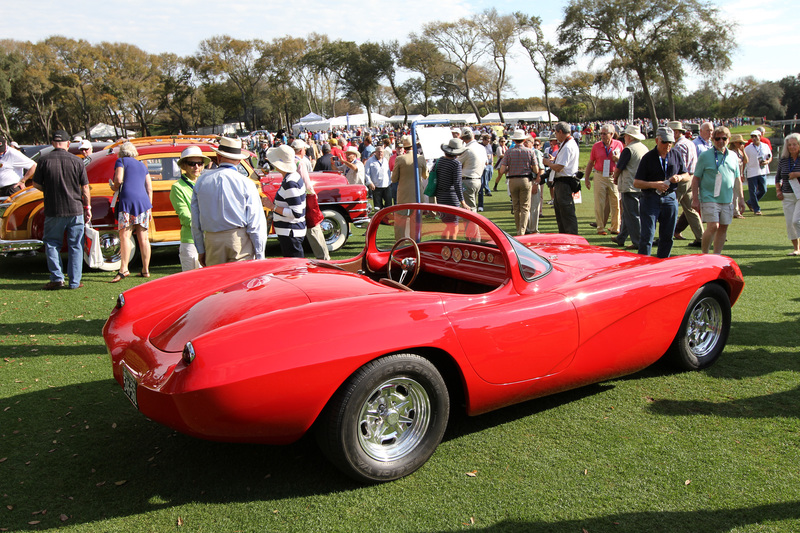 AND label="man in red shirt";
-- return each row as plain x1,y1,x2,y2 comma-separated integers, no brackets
584,124,624,235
